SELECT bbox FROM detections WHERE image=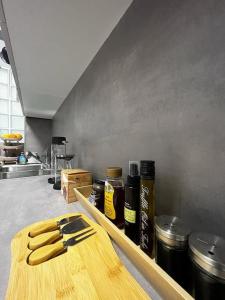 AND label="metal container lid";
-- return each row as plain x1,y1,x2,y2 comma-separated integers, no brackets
155,215,191,248
106,167,122,178
93,179,105,191
189,232,225,280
